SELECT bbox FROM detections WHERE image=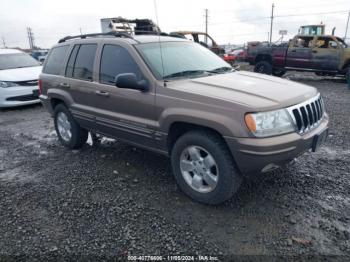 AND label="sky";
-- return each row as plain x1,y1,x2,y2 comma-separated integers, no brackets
0,0,349,49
